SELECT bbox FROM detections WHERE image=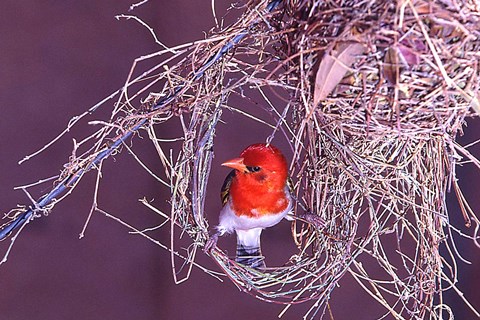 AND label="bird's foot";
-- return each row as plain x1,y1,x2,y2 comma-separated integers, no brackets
204,232,219,254
296,211,325,229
